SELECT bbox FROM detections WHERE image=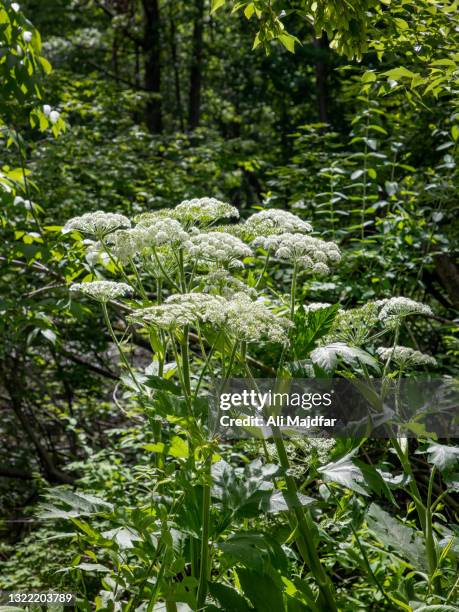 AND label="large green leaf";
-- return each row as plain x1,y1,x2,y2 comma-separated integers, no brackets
424,442,459,471
318,451,369,496
311,342,379,373
218,532,288,573
237,567,285,612
208,582,253,612
292,304,340,359
366,503,427,571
